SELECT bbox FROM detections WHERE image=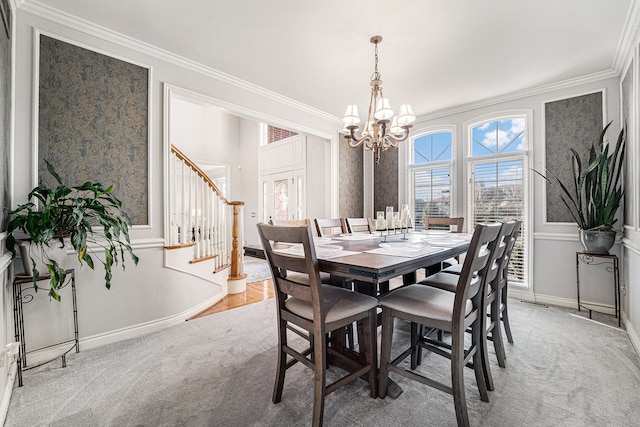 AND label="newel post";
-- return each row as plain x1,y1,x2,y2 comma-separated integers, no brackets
227,201,247,294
